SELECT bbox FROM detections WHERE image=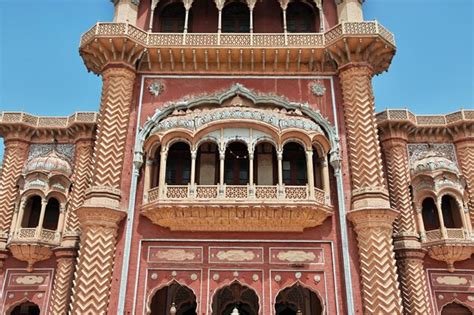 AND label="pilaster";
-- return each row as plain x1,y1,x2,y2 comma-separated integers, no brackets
380,133,433,314
48,247,77,314
0,138,30,270
70,65,136,314
339,63,403,314
453,139,474,227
